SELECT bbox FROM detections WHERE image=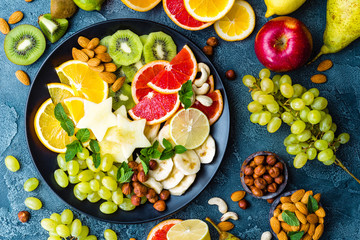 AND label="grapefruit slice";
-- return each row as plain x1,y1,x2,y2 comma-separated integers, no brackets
192,90,223,125
163,0,214,31
207,75,215,93
147,45,197,94
147,219,183,240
